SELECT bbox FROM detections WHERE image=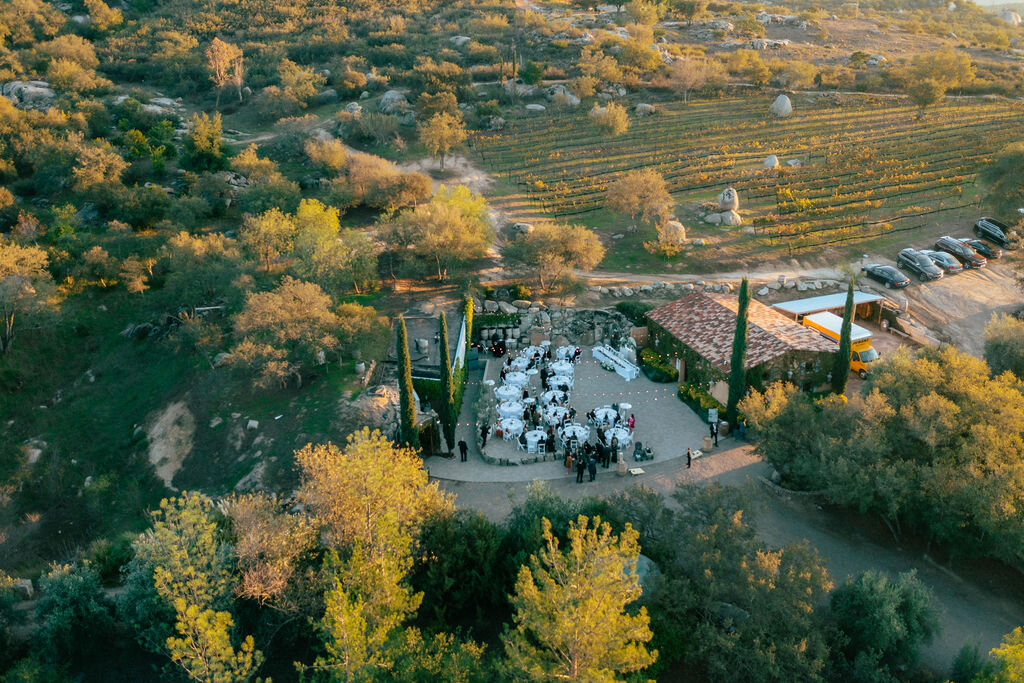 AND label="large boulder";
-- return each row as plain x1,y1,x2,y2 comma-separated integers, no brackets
378,89,409,114
314,88,338,105
481,115,506,131
525,103,546,113
1000,9,1021,25
764,154,780,169
2,81,56,109
545,84,580,106
450,35,472,47
635,103,656,116
344,101,362,115
498,301,518,314
769,94,793,117
717,187,740,211
720,210,743,226
704,213,723,225
662,220,687,244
